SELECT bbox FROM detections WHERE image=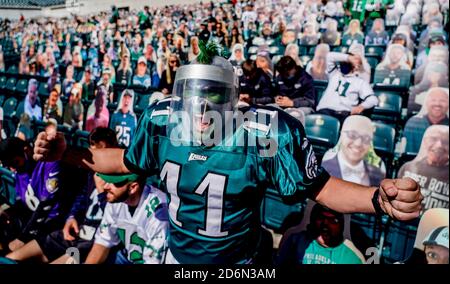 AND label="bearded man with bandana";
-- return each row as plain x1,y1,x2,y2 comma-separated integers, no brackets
33,41,423,264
